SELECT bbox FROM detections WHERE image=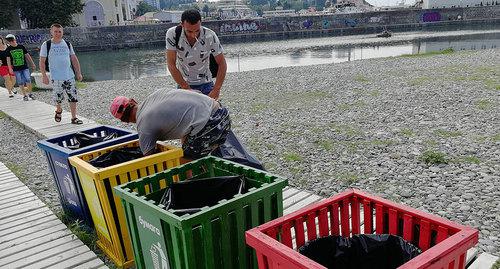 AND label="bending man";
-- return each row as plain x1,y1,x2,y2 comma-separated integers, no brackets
110,89,231,158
